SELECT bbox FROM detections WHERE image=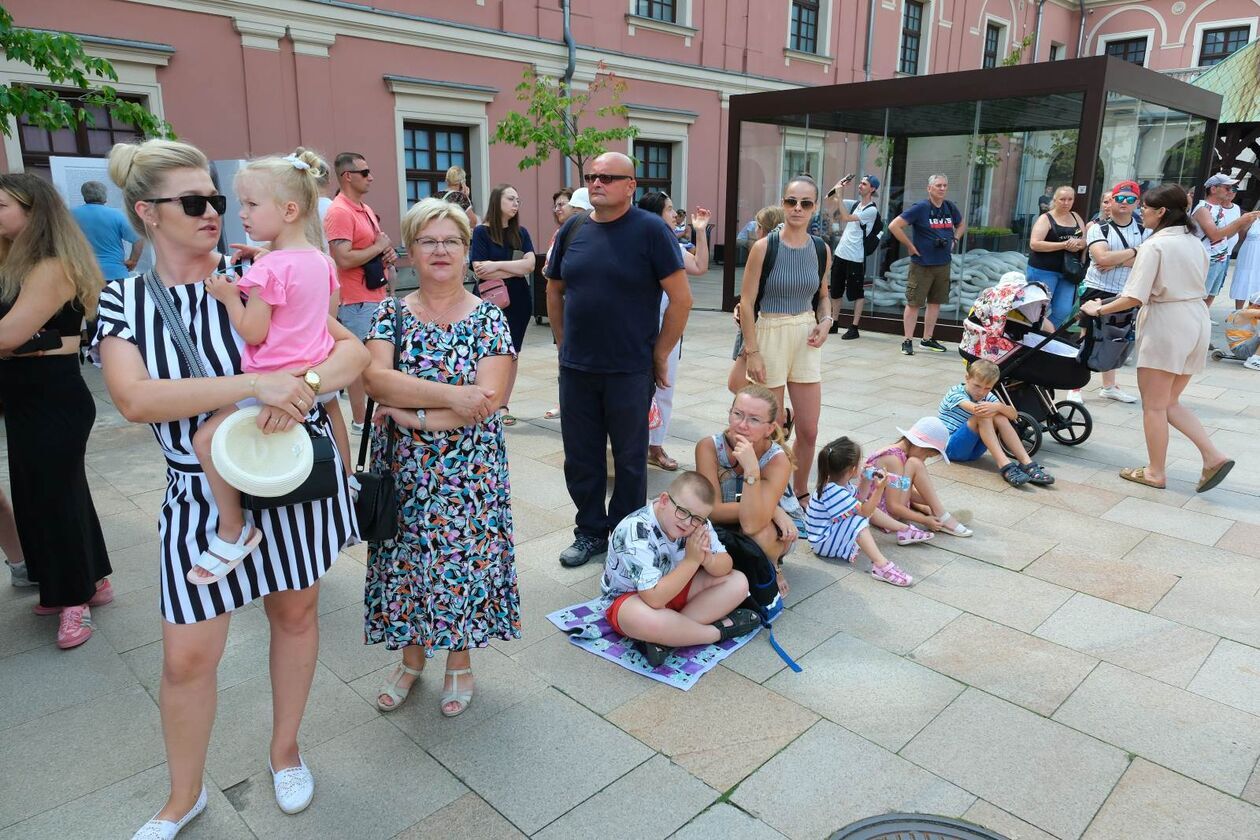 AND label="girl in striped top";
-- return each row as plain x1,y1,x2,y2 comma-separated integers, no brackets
806,437,912,587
